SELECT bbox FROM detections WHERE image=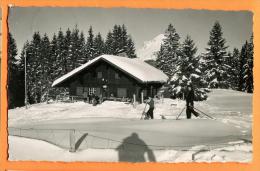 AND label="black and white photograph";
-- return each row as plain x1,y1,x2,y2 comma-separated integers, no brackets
7,7,253,162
